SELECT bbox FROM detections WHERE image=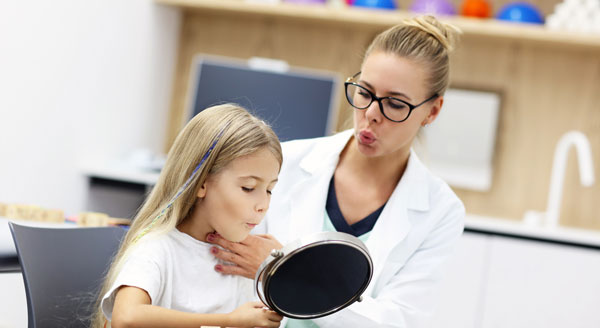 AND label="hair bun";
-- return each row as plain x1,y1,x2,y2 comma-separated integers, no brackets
403,15,462,52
